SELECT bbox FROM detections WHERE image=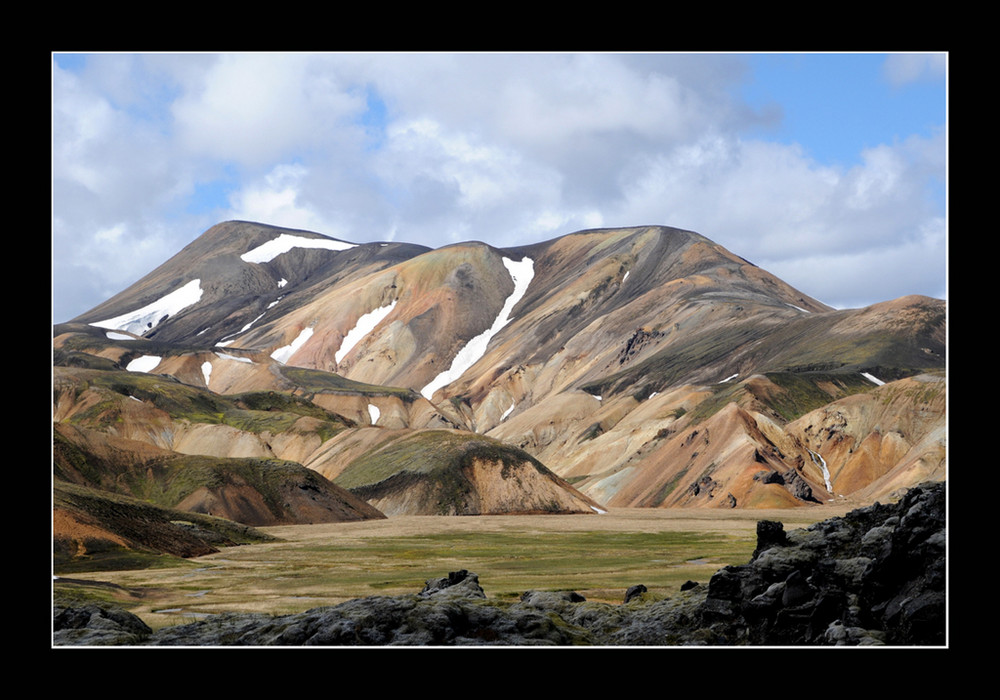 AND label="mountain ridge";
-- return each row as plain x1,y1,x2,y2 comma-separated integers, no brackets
53,220,945,549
